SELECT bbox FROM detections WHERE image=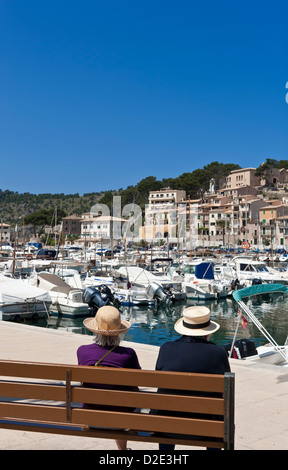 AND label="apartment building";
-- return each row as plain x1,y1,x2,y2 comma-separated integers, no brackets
219,185,258,199
144,188,186,241
0,223,11,245
62,215,82,236
148,187,186,205
224,168,261,189
80,215,126,243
